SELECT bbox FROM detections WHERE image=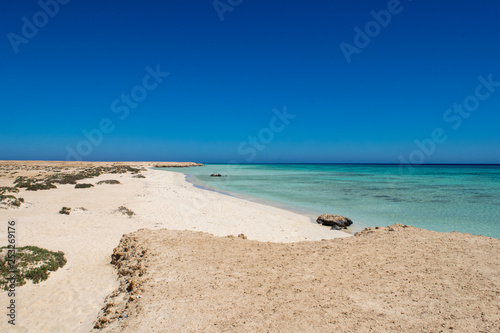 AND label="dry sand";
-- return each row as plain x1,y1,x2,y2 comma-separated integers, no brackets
0,161,348,332
95,226,500,332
